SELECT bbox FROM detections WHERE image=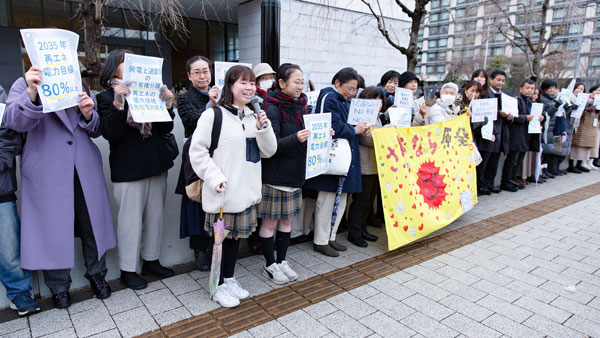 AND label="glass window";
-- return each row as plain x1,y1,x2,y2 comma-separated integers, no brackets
430,26,439,35
457,0,467,4
102,7,124,38
427,65,435,73
418,28,424,37
431,0,440,9
440,11,449,21
596,20,600,34
0,0,7,26
465,49,474,58
437,65,445,73
226,23,238,61
455,23,464,32
455,9,465,17
553,8,565,20
591,39,600,50
415,66,422,74
568,24,582,35
428,40,437,48
43,0,71,30
590,56,600,67
430,13,439,22
208,22,225,61
441,0,450,6
12,0,43,28
566,40,578,50
455,37,463,46
439,38,447,47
